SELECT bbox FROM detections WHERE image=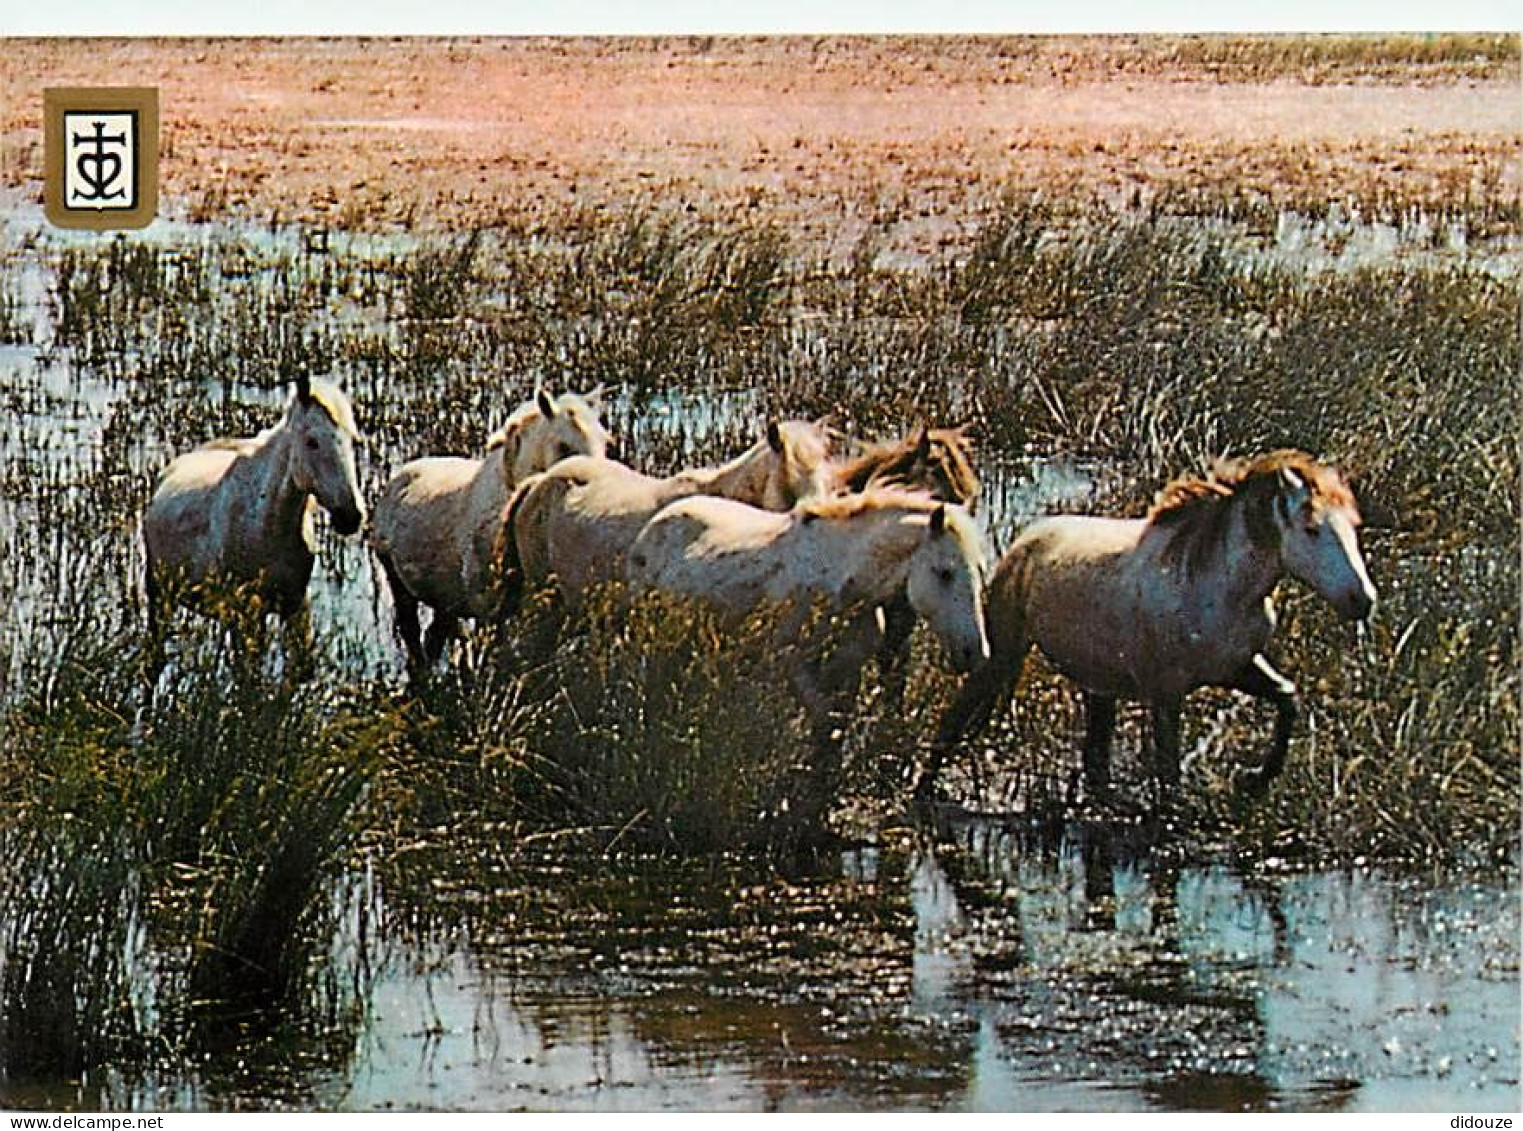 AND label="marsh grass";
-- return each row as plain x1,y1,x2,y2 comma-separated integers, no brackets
0,571,387,1084
0,189,1515,946
496,588,823,855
